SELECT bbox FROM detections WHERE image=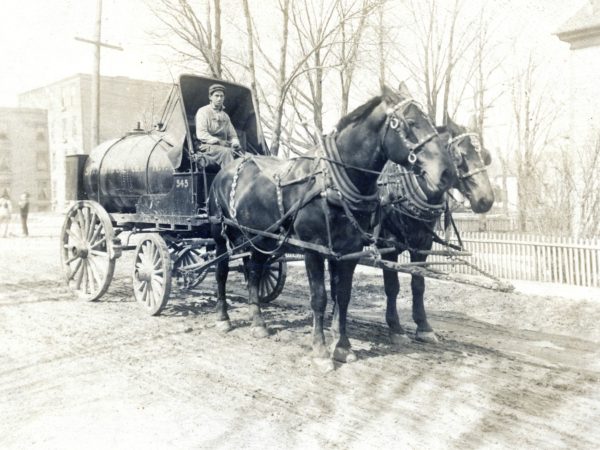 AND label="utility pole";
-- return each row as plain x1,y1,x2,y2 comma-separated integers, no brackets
75,0,122,150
